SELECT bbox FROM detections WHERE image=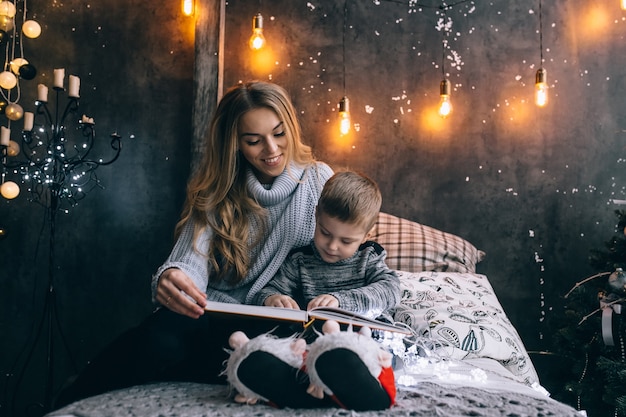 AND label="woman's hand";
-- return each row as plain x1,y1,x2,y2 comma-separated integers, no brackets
156,268,207,319
264,294,300,309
